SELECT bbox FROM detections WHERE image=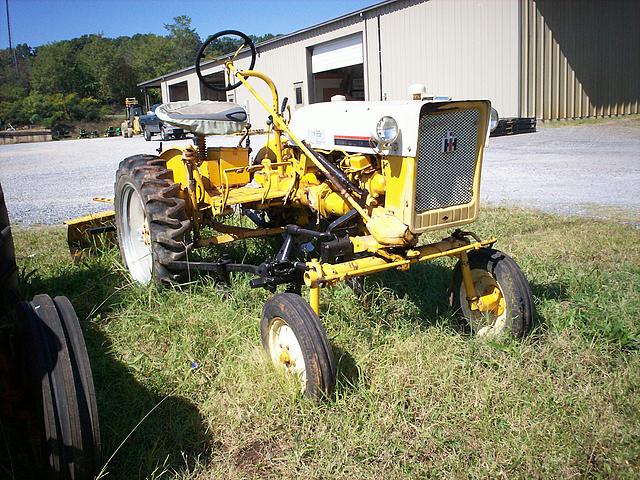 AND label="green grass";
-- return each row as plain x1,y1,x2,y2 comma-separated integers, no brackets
11,208,640,479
